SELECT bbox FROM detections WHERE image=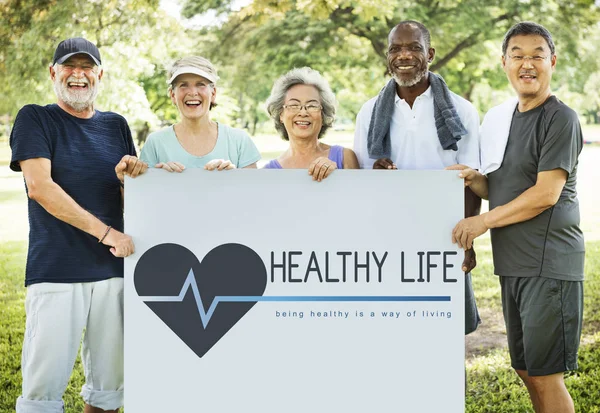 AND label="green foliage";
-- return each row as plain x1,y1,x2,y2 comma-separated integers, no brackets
0,0,191,131
139,69,179,127
179,0,600,126
181,0,234,17
193,8,388,130
2,0,600,142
